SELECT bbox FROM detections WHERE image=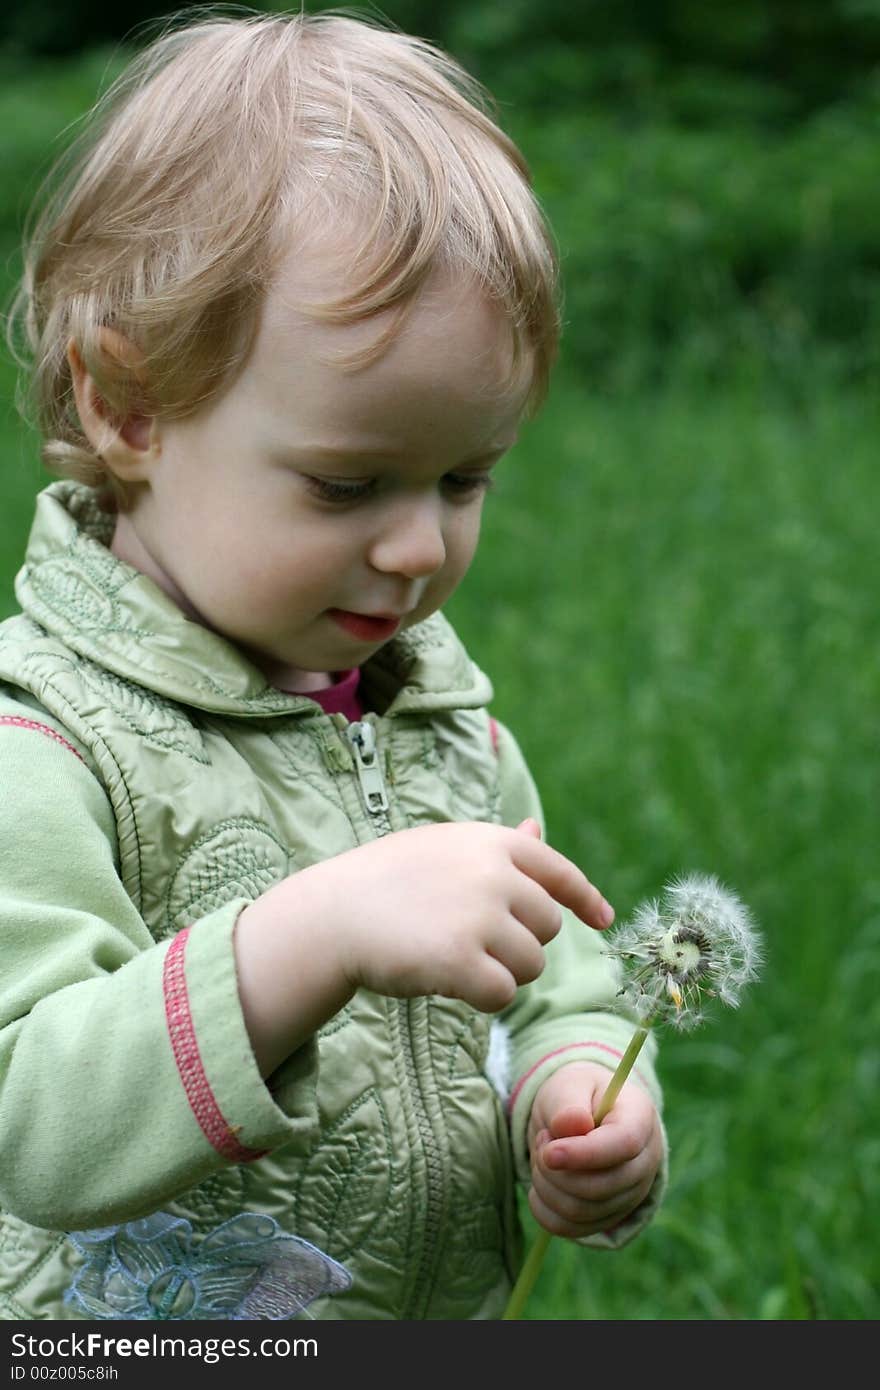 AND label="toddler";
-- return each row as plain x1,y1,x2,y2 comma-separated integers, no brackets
0,10,665,1320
